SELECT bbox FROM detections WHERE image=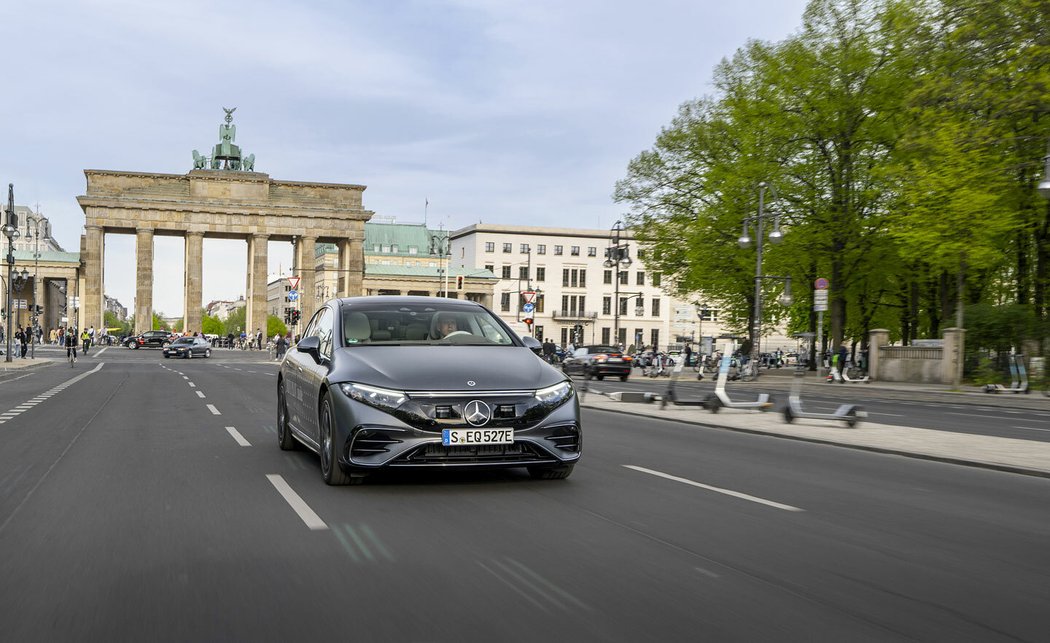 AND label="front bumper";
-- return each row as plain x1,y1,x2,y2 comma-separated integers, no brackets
329,387,582,472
